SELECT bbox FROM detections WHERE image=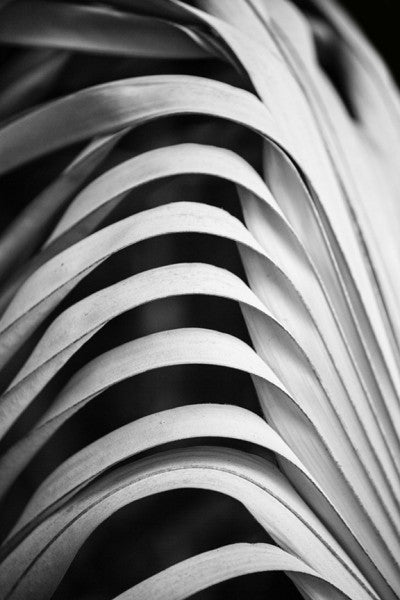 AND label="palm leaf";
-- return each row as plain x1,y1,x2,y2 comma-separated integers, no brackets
0,1,399,599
